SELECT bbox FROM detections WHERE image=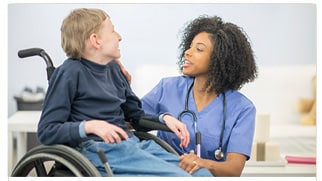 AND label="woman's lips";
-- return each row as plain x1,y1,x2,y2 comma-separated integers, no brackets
183,60,192,67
